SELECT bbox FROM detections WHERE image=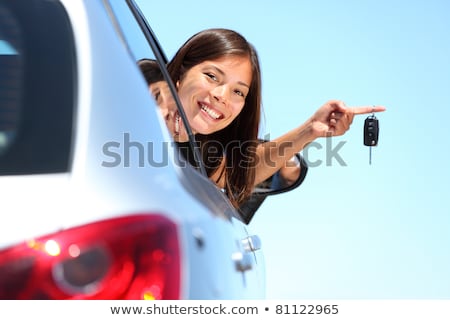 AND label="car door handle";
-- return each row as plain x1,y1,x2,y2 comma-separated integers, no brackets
232,251,253,272
242,235,262,252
